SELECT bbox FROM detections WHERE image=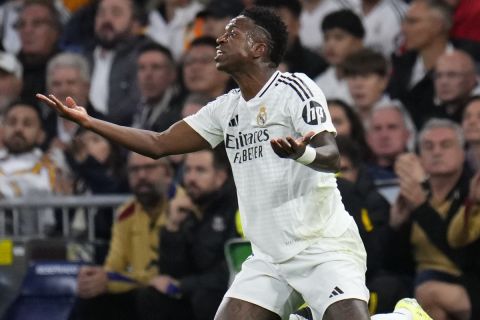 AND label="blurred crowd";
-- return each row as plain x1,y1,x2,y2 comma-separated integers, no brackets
0,0,479,319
